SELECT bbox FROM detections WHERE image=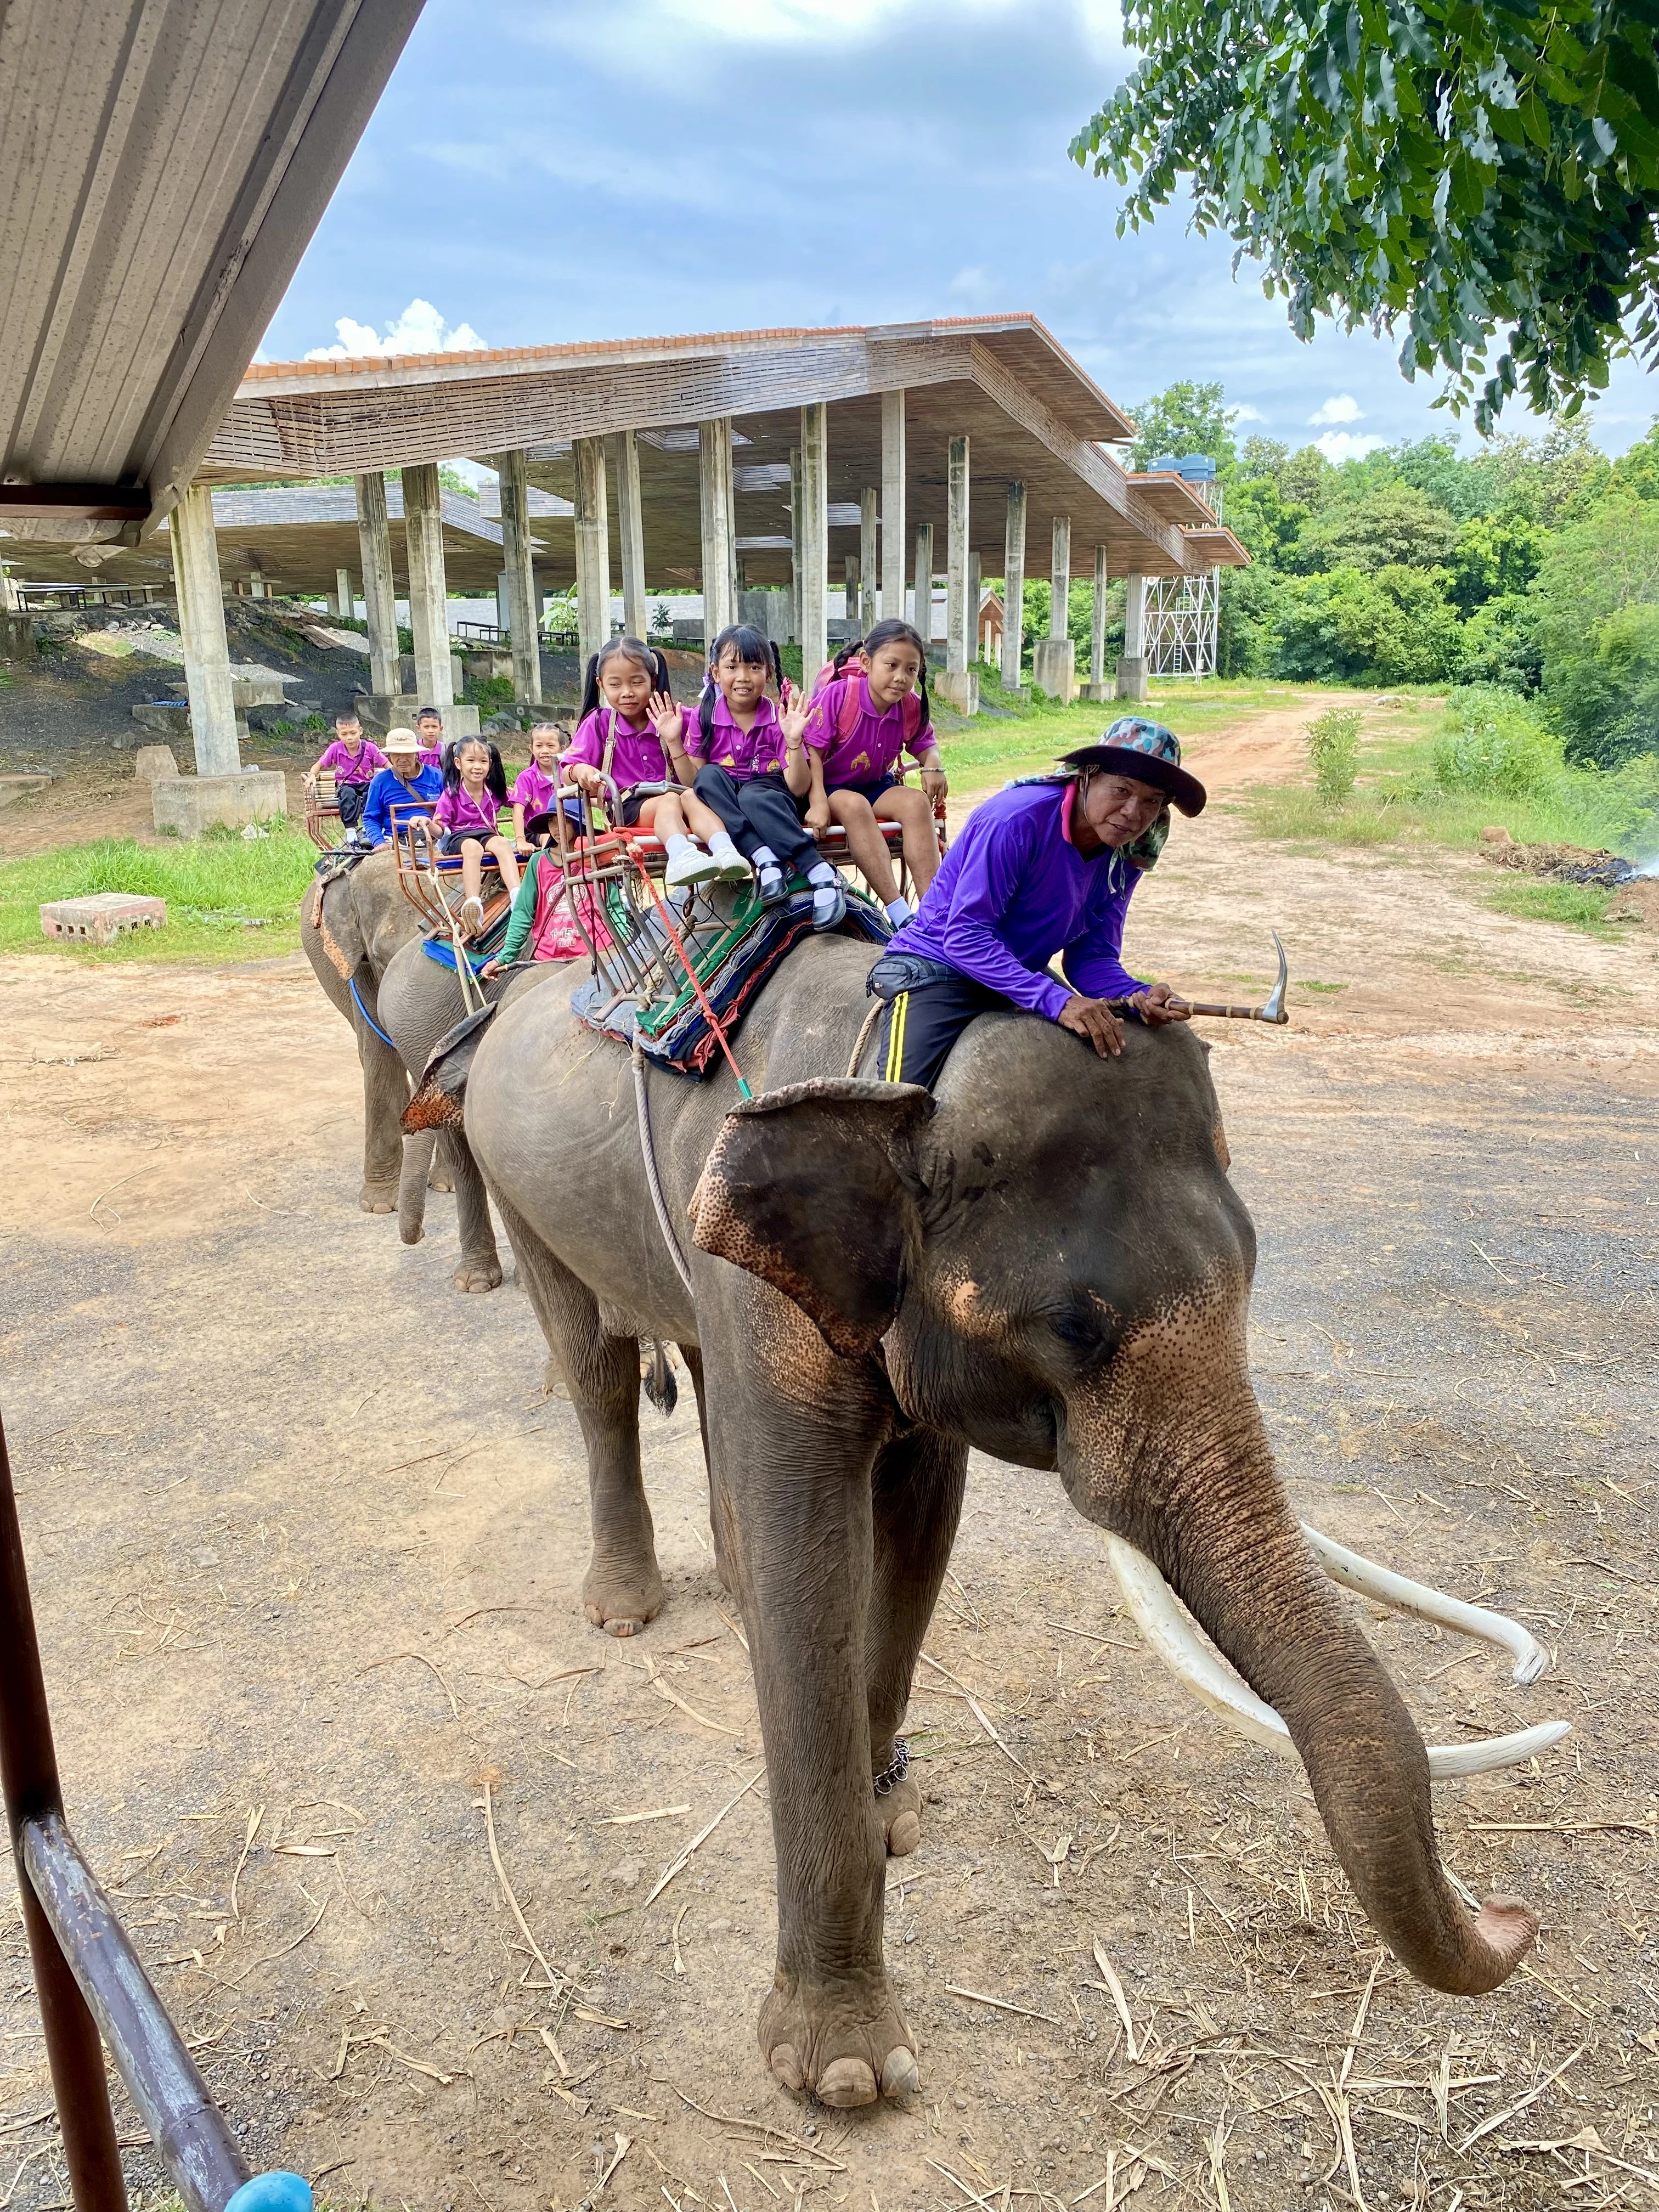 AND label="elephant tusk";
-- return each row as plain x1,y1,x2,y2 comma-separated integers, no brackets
1299,1523,1551,1685
1103,1536,1571,1781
